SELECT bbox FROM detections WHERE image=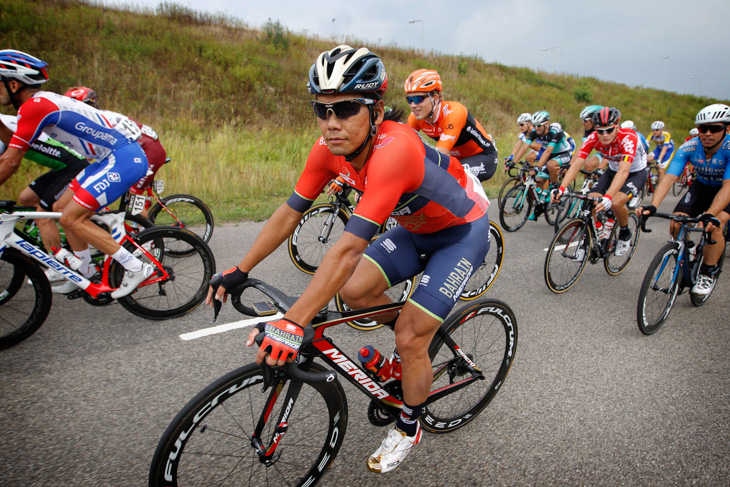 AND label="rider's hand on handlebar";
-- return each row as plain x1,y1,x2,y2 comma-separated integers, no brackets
596,194,612,213
246,318,304,366
698,213,721,232
635,205,656,217
206,266,248,307
550,186,565,203
326,176,346,196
